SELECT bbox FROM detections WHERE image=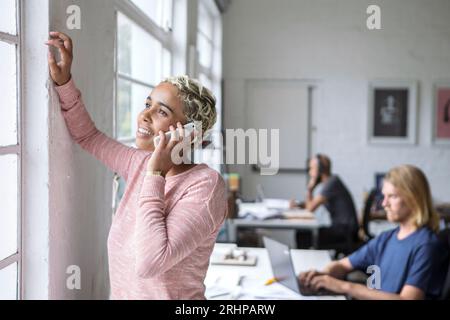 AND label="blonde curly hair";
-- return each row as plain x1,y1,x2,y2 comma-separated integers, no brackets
163,75,217,133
